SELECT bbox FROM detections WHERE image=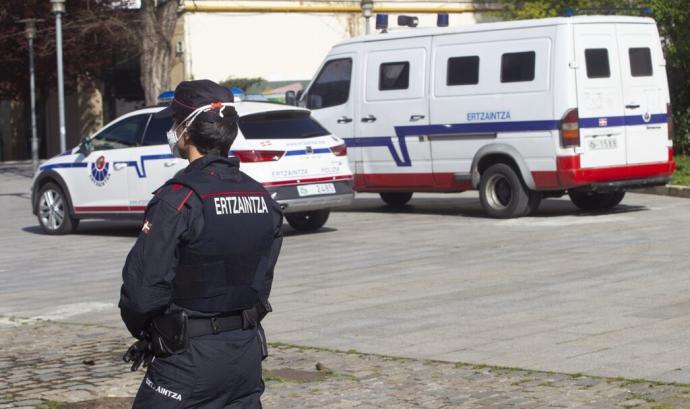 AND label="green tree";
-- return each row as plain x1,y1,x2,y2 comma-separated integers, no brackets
497,0,690,153
220,77,266,93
